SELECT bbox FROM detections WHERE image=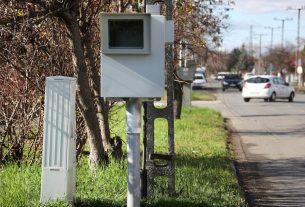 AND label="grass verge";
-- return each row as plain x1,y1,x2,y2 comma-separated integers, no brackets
192,91,217,101
0,107,245,207
294,86,305,93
